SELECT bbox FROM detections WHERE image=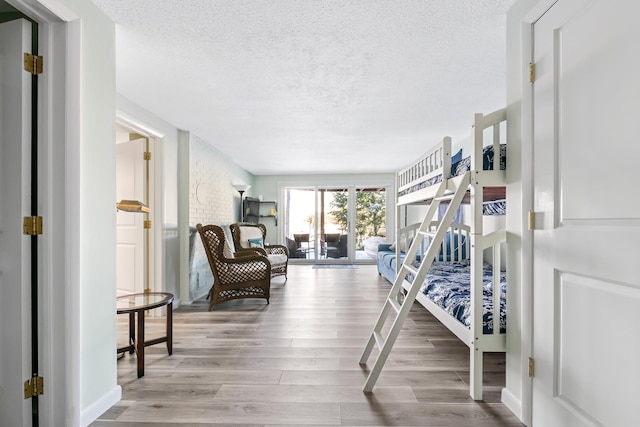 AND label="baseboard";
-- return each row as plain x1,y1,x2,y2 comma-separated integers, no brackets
501,387,522,422
80,385,122,427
